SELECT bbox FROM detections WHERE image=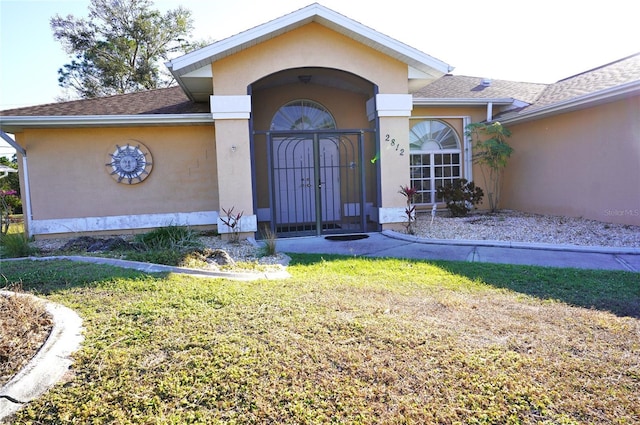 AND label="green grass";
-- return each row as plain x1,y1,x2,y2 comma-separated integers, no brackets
1,255,638,424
